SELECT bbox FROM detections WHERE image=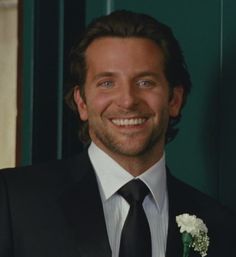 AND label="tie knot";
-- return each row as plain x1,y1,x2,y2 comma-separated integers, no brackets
118,179,150,204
